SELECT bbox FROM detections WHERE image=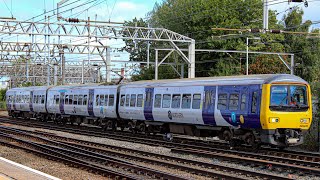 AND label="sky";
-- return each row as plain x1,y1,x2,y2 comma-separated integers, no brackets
0,0,318,26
